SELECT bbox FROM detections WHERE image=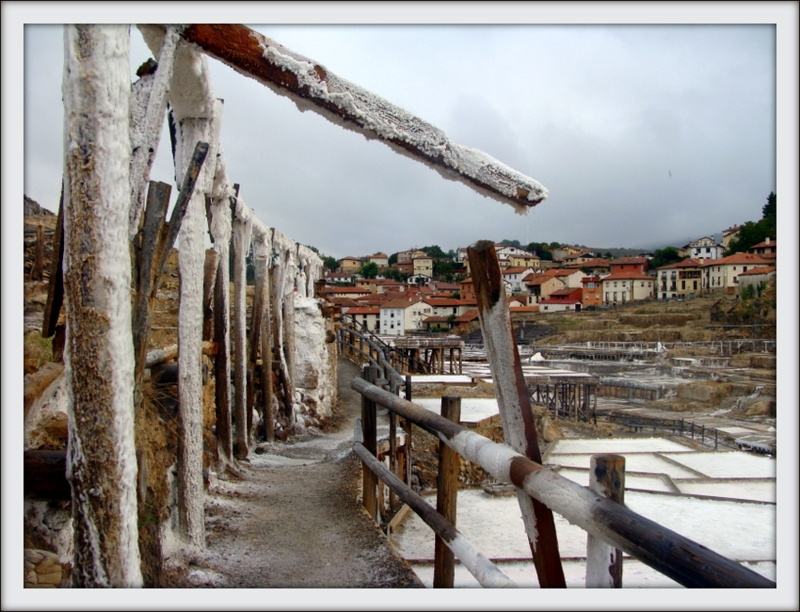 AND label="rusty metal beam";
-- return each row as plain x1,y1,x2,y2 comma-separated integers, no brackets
173,24,547,213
